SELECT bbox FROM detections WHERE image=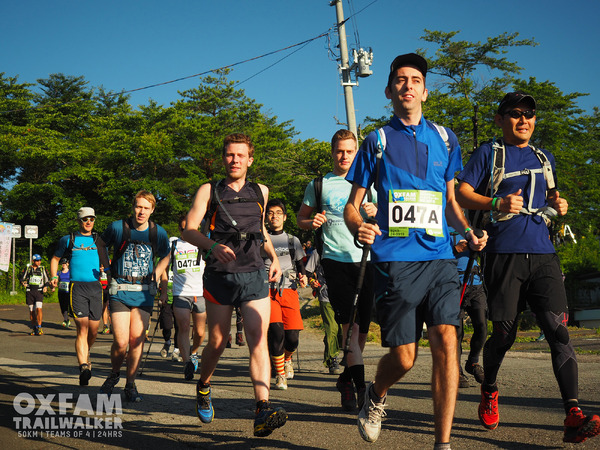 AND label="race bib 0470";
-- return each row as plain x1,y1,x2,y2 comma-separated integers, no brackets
388,190,444,237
